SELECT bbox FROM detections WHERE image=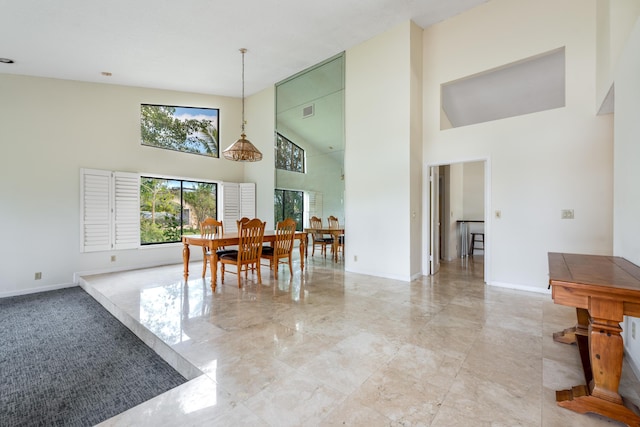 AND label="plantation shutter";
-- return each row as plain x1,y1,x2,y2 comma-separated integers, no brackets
81,169,111,252
222,182,256,229
307,191,323,222
80,168,140,252
113,172,140,249
222,182,240,228
239,183,255,218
